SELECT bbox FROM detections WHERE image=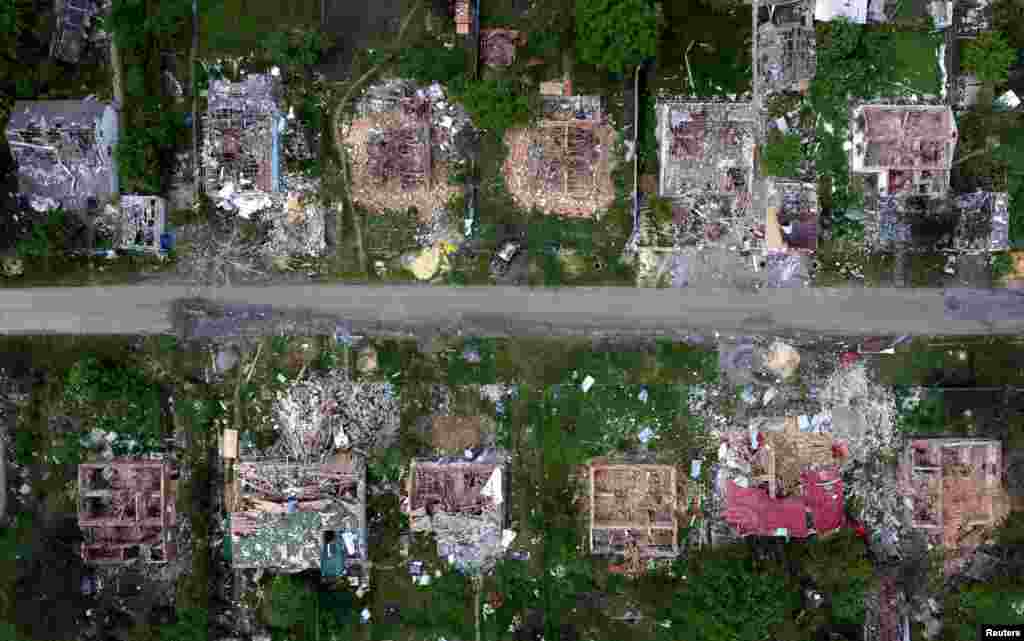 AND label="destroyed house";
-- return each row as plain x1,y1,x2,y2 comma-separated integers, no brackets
5,100,119,212
404,458,507,573
202,74,283,198
454,0,472,35
657,101,755,213
953,191,1009,253
900,438,1009,570
365,93,434,191
721,417,848,539
851,105,957,198
587,462,679,559
50,0,94,64
77,461,177,565
116,195,167,253
953,0,992,37
757,1,816,95
766,180,819,253
480,29,523,67
228,458,368,581
503,94,615,217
